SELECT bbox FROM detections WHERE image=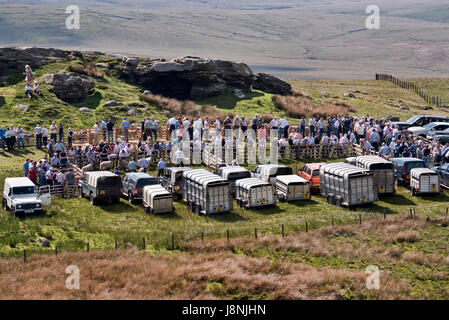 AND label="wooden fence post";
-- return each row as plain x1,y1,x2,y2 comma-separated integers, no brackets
254,228,258,240
55,246,58,256
331,218,334,228
171,234,174,250
226,229,230,242
201,232,204,241
115,240,118,250
142,237,146,250
305,221,308,233
23,249,27,263
86,242,90,252
359,214,362,225
281,224,285,238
